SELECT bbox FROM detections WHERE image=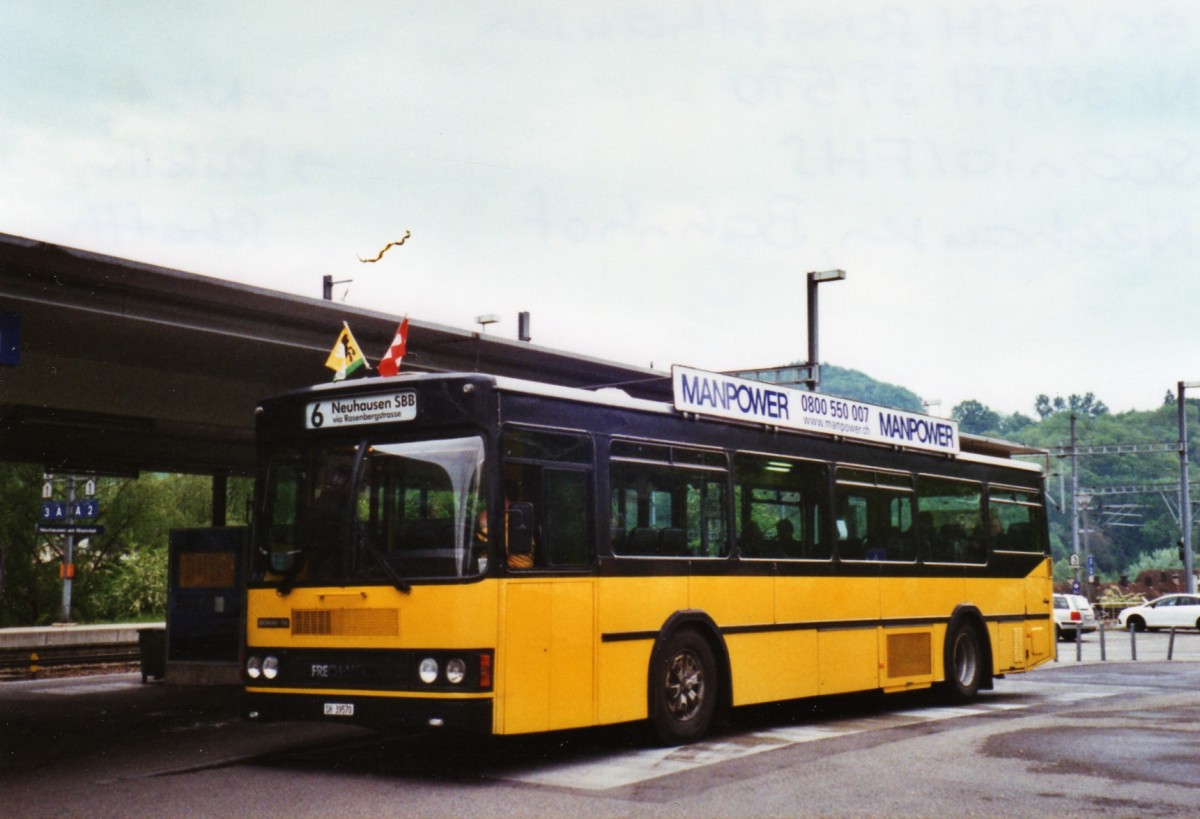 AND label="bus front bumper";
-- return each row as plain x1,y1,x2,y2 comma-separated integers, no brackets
243,690,494,734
